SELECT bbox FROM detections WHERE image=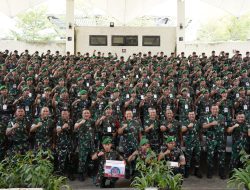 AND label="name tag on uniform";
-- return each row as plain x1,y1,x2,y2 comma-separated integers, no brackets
13,84,17,88
224,107,228,113
117,106,120,111
101,83,104,86
29,93,32,97
185,104,188,110
136,75,139,78
3,104,7,110
123,76,126,79
205,106,209,112
166,105,170,109
246,82,249,86
169,94,173,98
86,82,89,87
141,95,144,100
187,93,190,97
133,109,136,113
236,93,239,98
126,94,130,99
25,106,29,112
107,127,112,133
157,83,160,87
244,105,248,110
130,84,133,87
145,83,148,87
154,94,157,99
